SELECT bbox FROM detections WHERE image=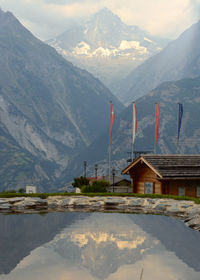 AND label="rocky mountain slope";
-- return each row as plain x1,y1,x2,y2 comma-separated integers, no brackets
59,76,200,186
0,123,57,190
118,20,200,104
47,8,168,94
0,8,122,191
